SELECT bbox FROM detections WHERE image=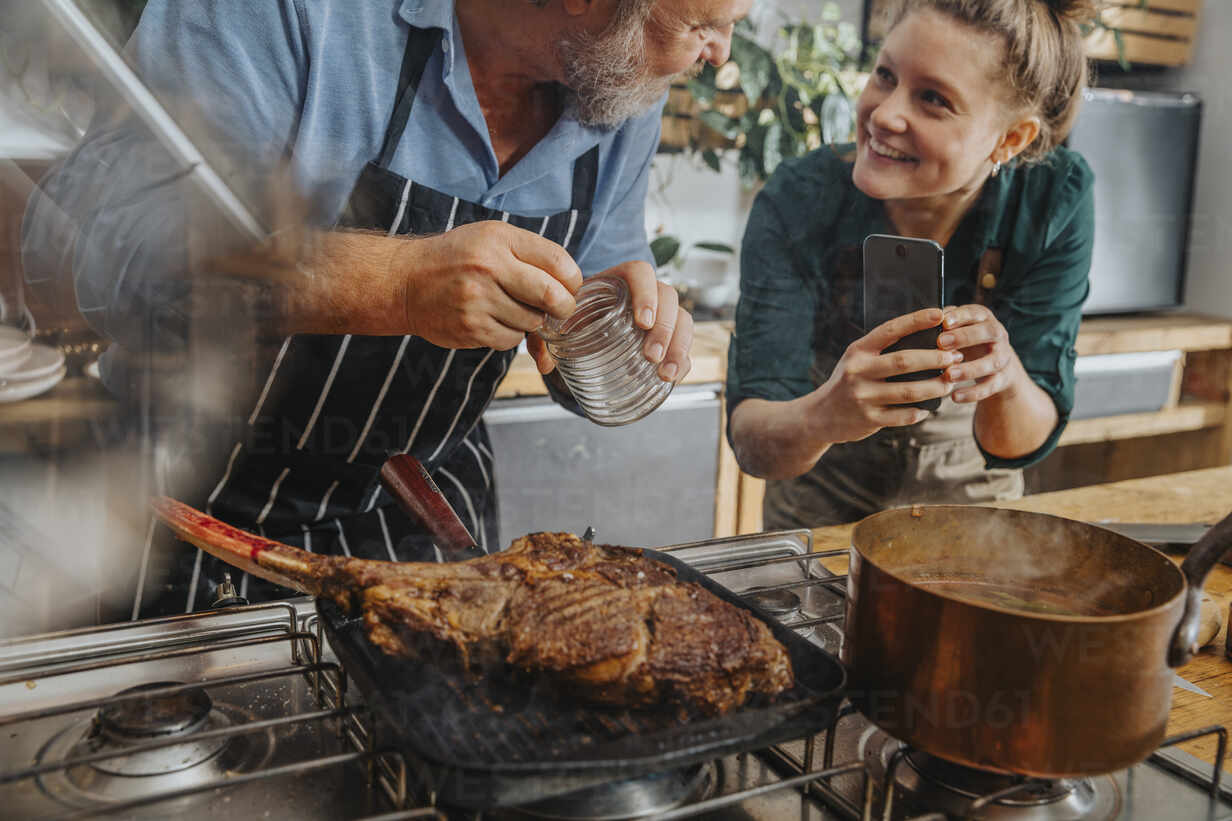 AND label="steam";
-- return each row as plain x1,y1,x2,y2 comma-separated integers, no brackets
0,449,153,636
1,3,311,632
873,506,1166,615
